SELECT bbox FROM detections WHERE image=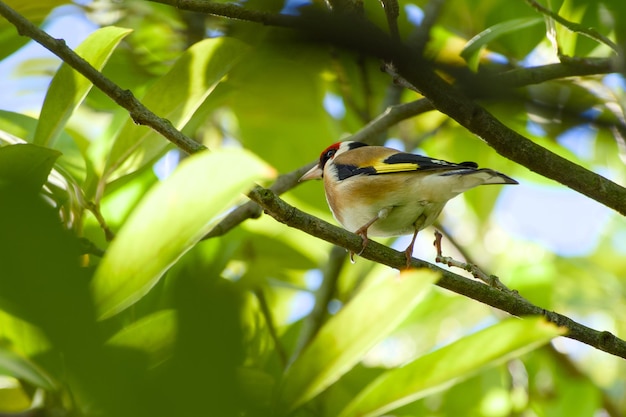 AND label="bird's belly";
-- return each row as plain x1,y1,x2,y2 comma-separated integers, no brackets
336,201,445,237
